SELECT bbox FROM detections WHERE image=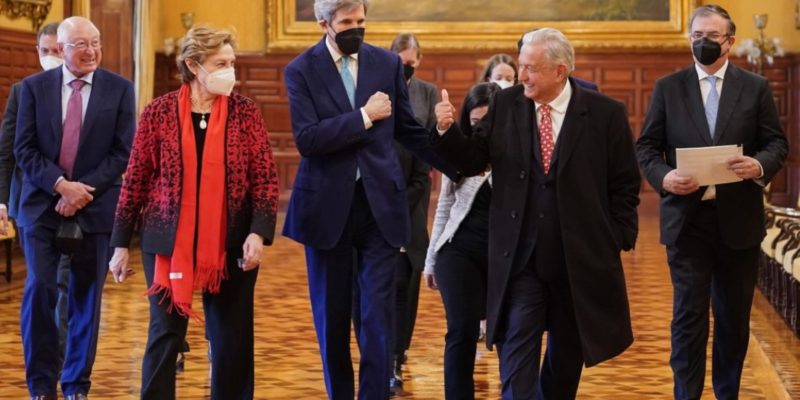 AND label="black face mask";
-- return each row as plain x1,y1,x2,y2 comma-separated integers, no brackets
403,64,415,81
692,37,724,66
331,26,365,55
